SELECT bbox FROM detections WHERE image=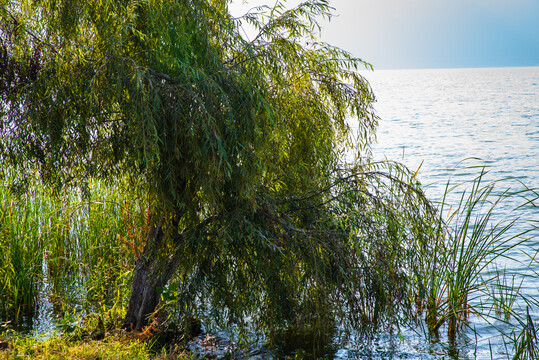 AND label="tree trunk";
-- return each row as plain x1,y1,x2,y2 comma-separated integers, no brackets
123,220,181,330
122,212,214,331
123,256,162,330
